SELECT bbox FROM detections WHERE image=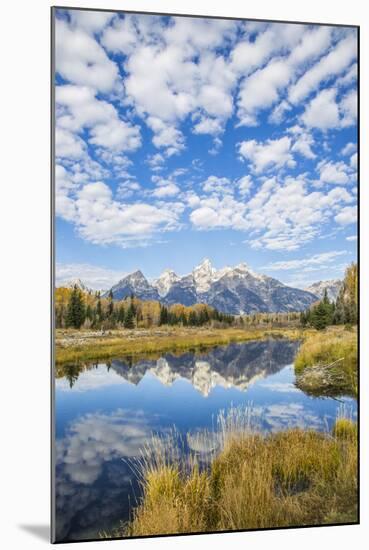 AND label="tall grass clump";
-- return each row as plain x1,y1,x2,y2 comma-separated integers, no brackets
294,329,357,398
118,407,357,537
